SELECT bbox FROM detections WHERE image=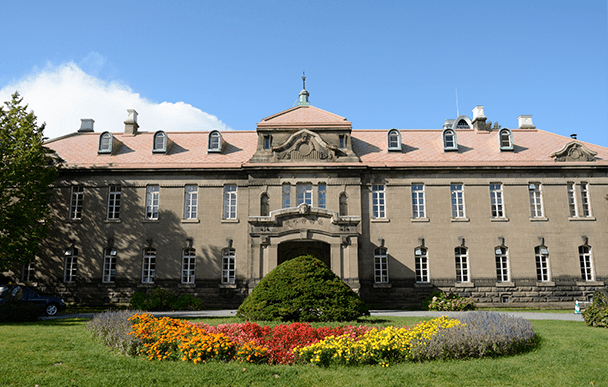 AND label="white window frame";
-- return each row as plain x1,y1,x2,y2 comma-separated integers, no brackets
318,184,326,209
580,182,591,217
98,132,112,154
107,185,121,220
450,184,466,218
528,183,544,218
415,247,429,283
443,129,457,151
153,130,167,153
374,248,389,284
282,184,291,208
208,131,222,152
490,183,504,218
372,184,386,219
495,246,509,282
296,184,313,206
567,182,578,217
535,246,550,282
145,186,160,220
142,248,156,284
102,248,116,283
22,261,35,282
579,245,593,281
184,185,198,220
387,129,401,151
64,248,78,283
182,248,196,284
455,247,469,282
498,129,513,151
69,186,84,220
222,248,235,284
223,185,237,219
411,184,426,218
